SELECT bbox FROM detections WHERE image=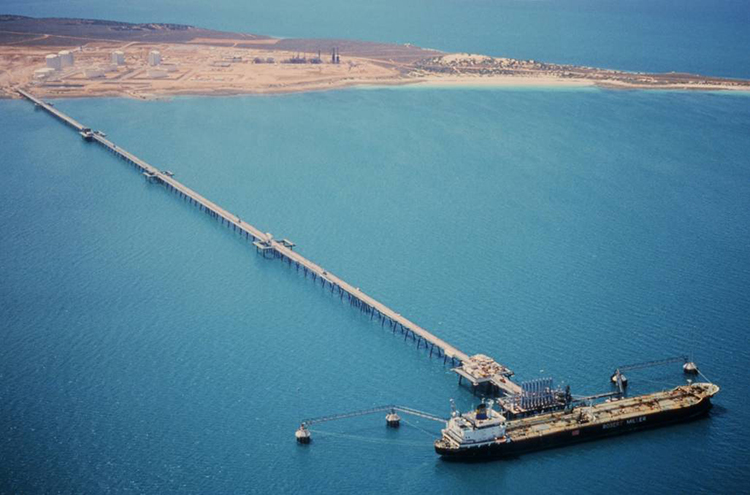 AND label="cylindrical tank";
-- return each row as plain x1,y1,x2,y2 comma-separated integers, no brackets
148,50,162,66
58,50,74,67
45,54,61,70
111,51,125,66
